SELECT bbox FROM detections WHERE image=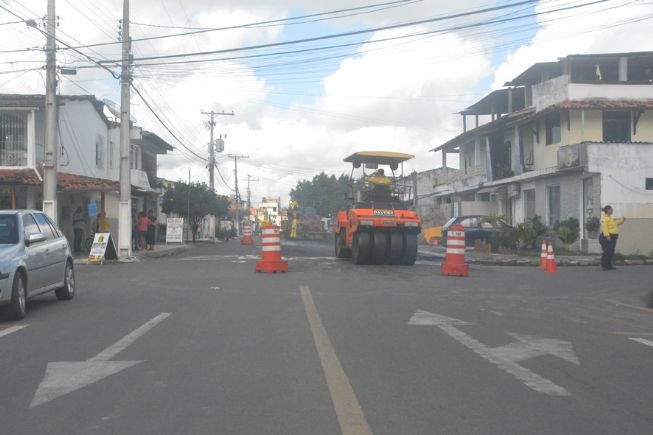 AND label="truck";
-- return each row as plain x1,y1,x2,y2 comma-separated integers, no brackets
334,151,422,265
